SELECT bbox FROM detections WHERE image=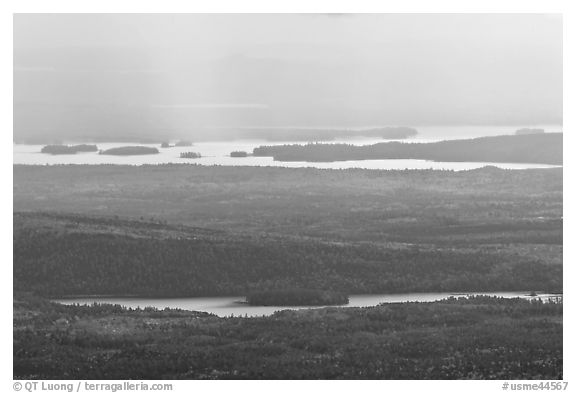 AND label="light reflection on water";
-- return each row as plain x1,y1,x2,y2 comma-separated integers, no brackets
55,291,562,317
13,139,559,171
14,125,563,169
